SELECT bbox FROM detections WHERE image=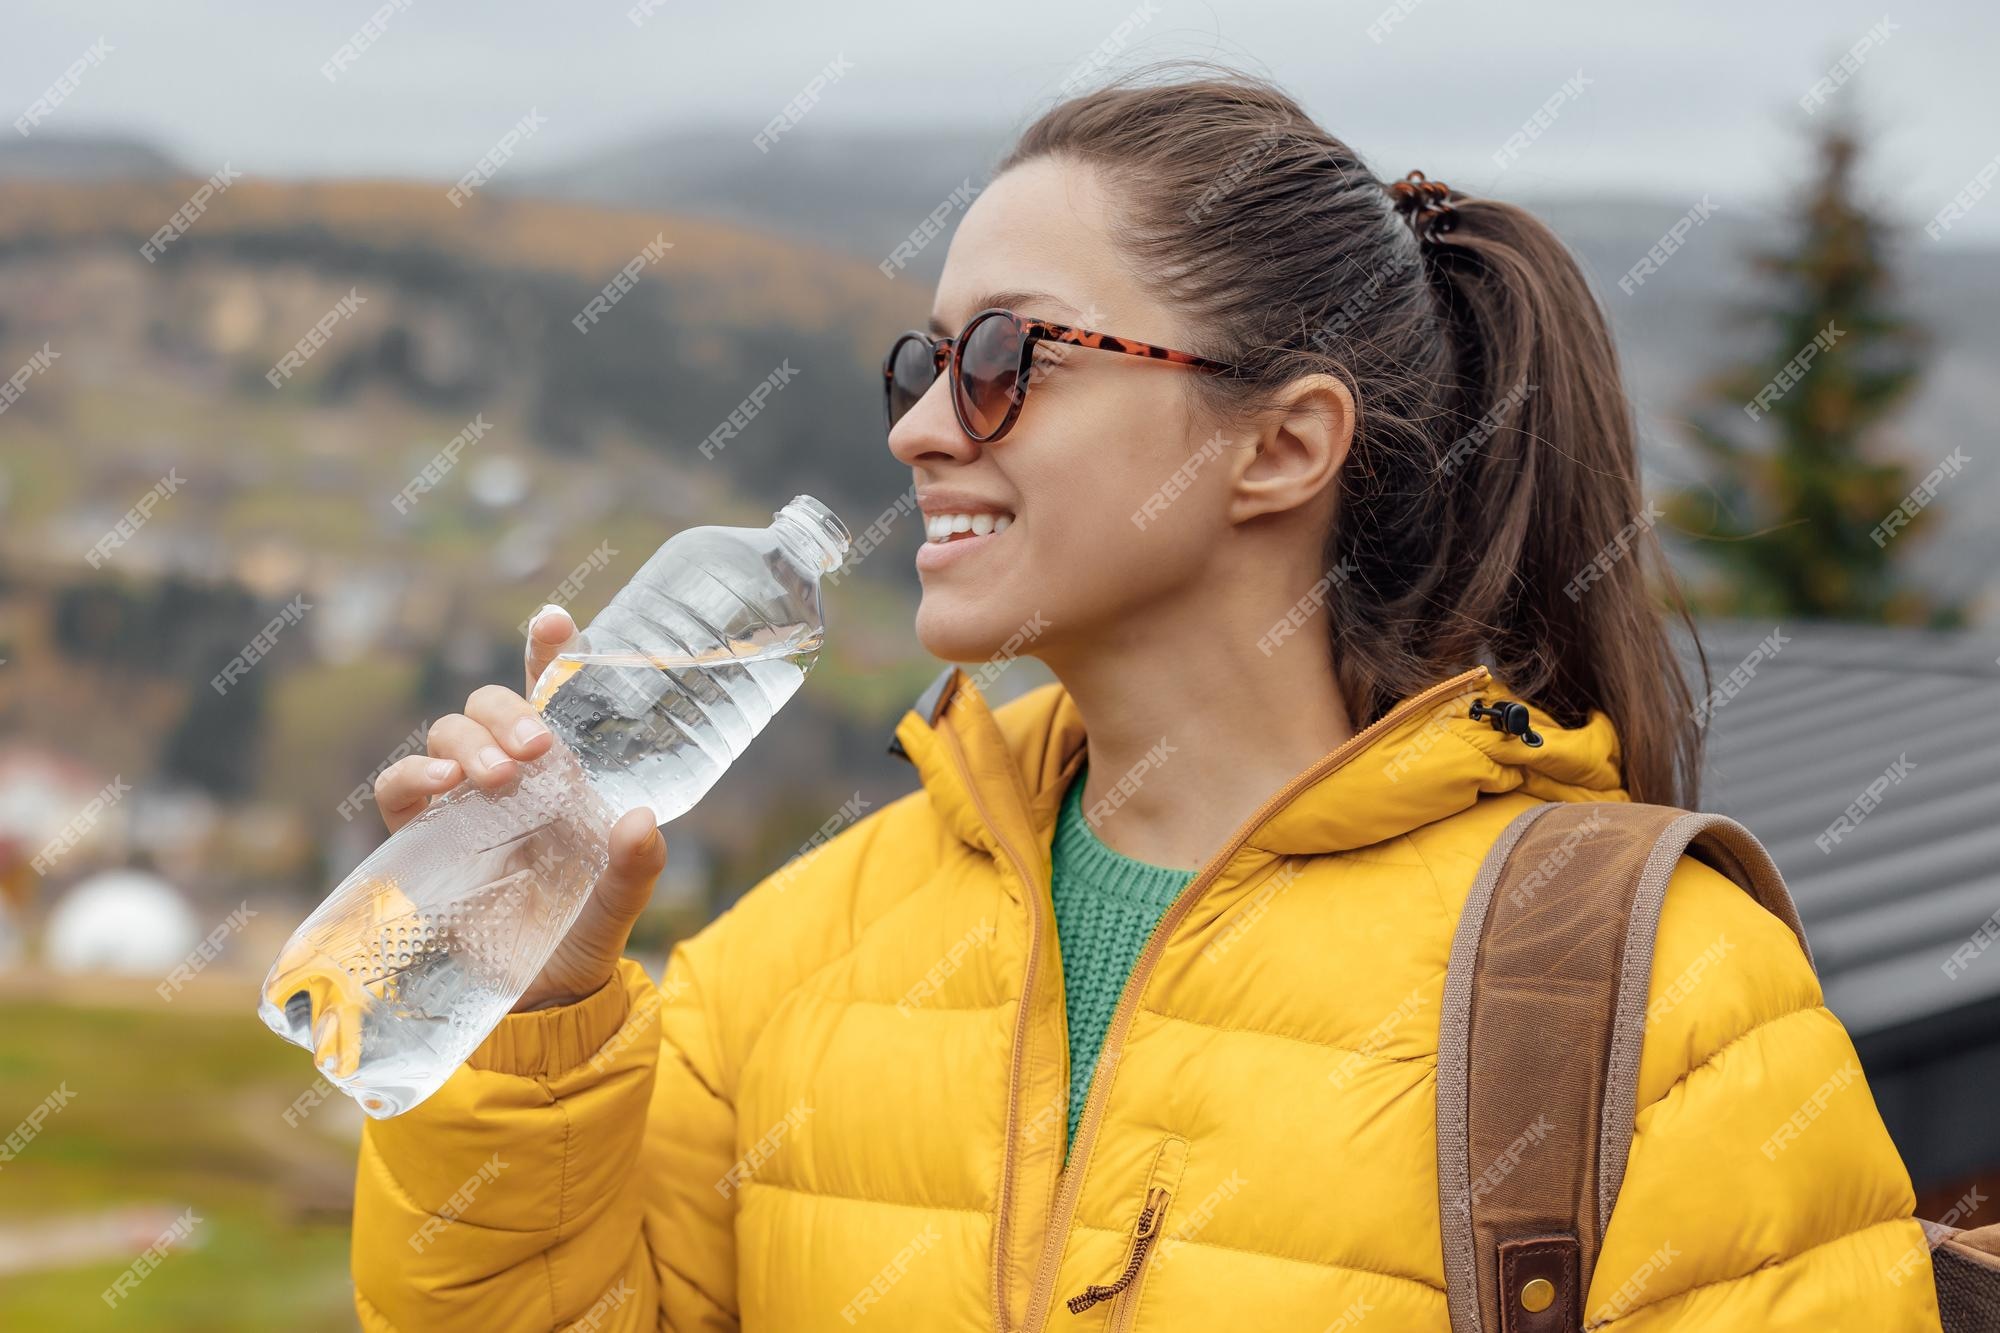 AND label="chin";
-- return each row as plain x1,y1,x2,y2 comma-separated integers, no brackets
913,593,1042,667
